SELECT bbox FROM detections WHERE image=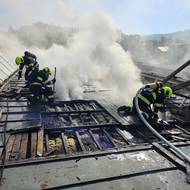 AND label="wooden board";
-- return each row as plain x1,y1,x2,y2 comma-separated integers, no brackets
6,134,16,160
9,133,22,161
75,131,86,151
19,133,28,159
37,128,44,157
0,147,3,158
45,134,49,152
31,132,37,158
61,133,69,154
